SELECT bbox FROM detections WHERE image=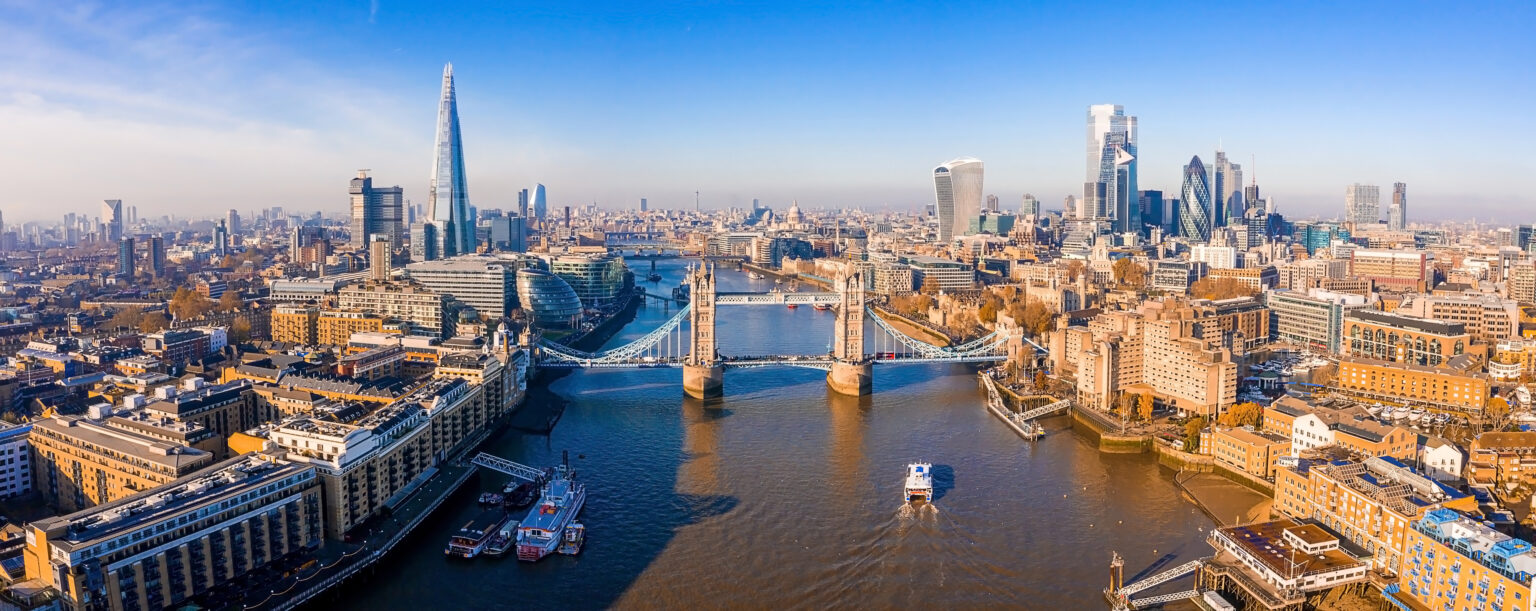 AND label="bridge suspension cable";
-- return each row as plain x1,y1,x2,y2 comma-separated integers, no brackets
539,303,692,364
864,306,1010,359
